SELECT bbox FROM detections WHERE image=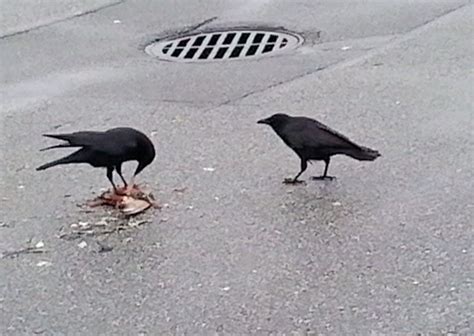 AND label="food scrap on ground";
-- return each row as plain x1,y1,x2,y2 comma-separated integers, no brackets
87,184,159,216
1,240,48,259
58,217,151,241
